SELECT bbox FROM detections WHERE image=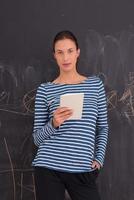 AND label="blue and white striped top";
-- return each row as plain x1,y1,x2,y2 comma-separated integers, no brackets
32,76,108,172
